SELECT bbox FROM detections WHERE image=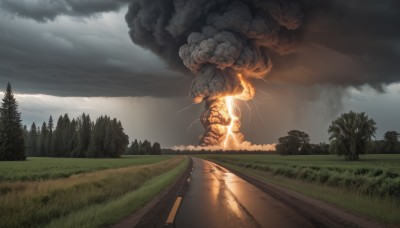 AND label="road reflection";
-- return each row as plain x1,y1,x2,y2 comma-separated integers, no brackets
203,160,260,227
175,158,313,228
